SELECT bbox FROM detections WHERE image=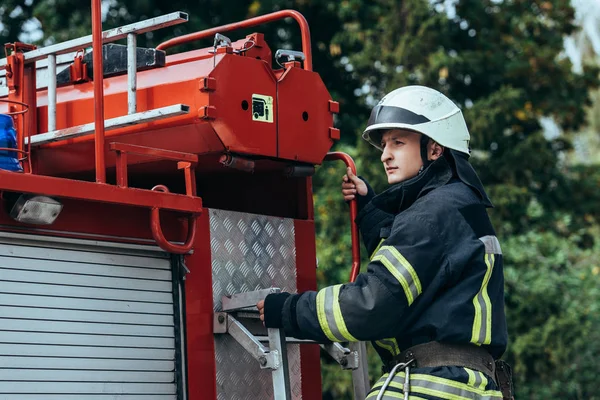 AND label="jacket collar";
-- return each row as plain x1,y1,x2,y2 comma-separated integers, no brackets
371,157,454,215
